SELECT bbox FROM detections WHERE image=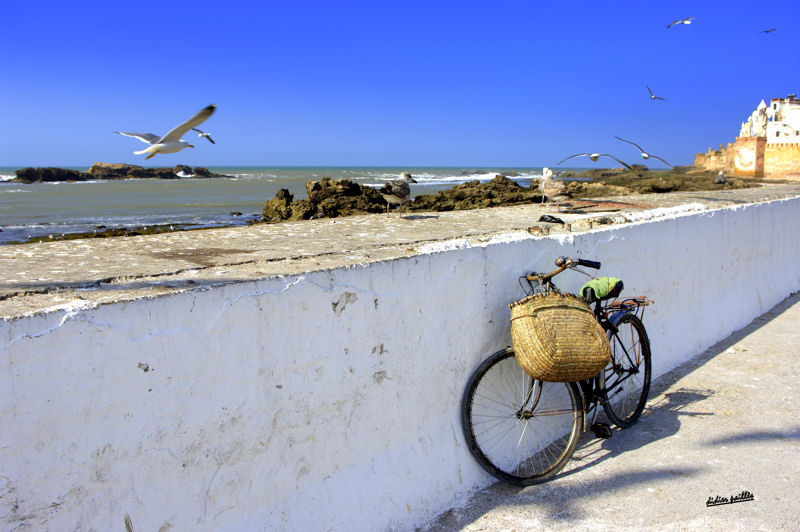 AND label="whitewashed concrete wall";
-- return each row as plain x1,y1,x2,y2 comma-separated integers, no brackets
2,197,799,531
